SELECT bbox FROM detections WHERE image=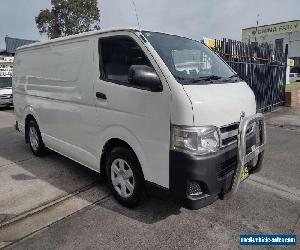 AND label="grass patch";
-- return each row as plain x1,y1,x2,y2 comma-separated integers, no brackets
286,83,300,92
